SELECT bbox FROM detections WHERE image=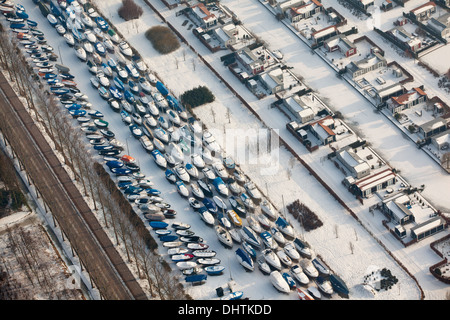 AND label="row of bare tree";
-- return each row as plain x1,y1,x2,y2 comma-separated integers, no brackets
1,225,82,299
0,23,188,299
